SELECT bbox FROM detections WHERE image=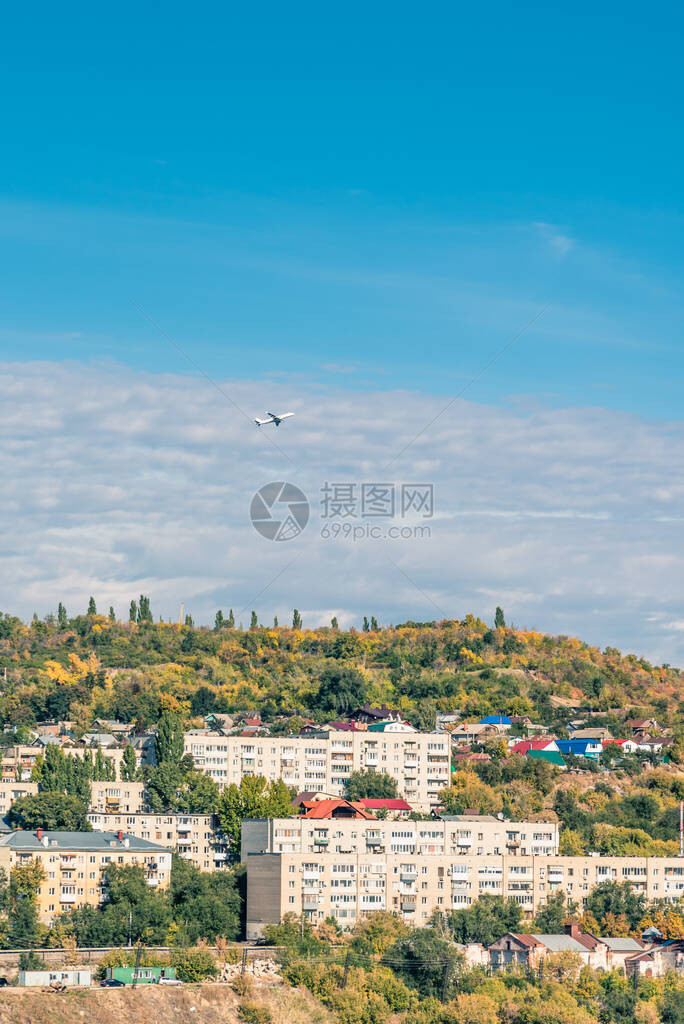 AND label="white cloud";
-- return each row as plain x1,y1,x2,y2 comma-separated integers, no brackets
1,360,684,664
